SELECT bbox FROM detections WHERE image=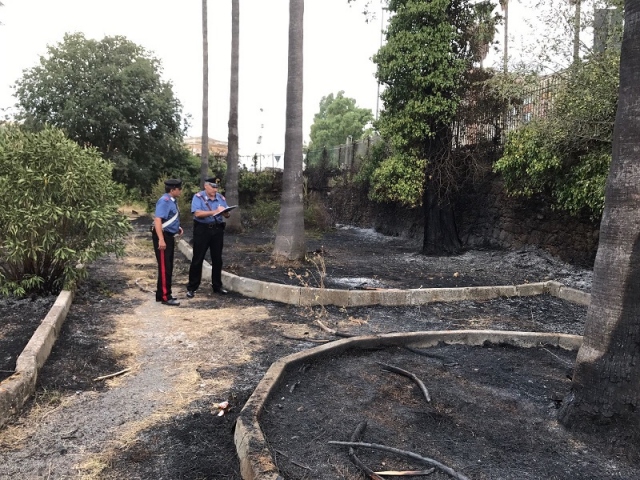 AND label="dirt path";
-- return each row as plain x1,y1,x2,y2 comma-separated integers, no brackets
0,225,303,479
